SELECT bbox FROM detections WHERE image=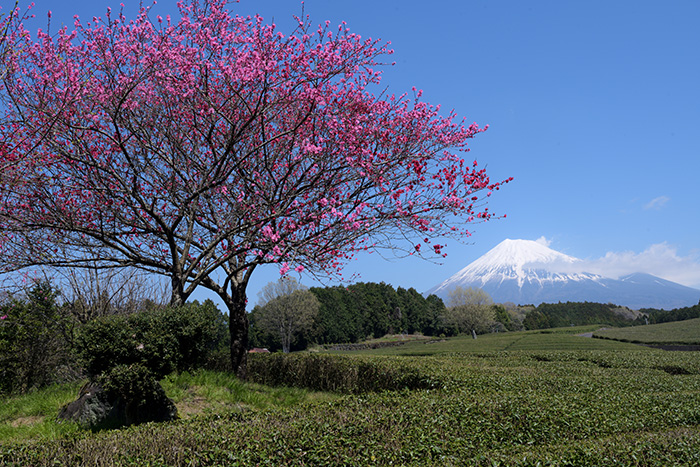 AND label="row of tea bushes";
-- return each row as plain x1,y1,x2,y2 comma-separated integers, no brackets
247,353,442,393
